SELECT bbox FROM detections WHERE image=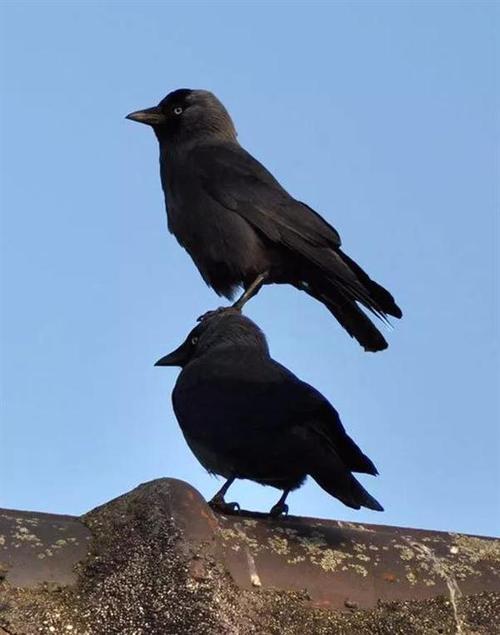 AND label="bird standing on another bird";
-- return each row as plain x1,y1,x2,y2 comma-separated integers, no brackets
127,88,402,352
155,310,383,516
